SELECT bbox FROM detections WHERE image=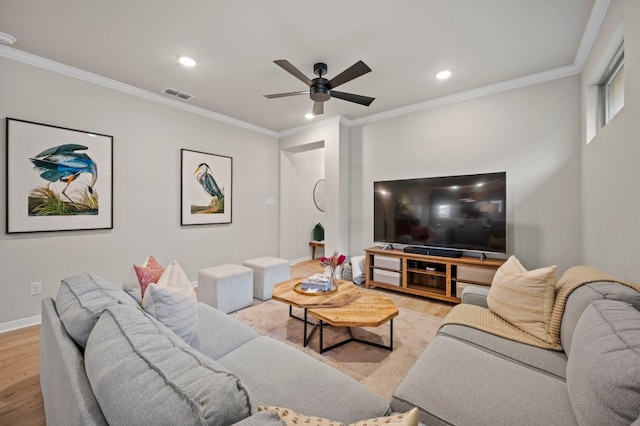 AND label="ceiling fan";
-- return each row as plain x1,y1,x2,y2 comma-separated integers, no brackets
263,60,375,115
